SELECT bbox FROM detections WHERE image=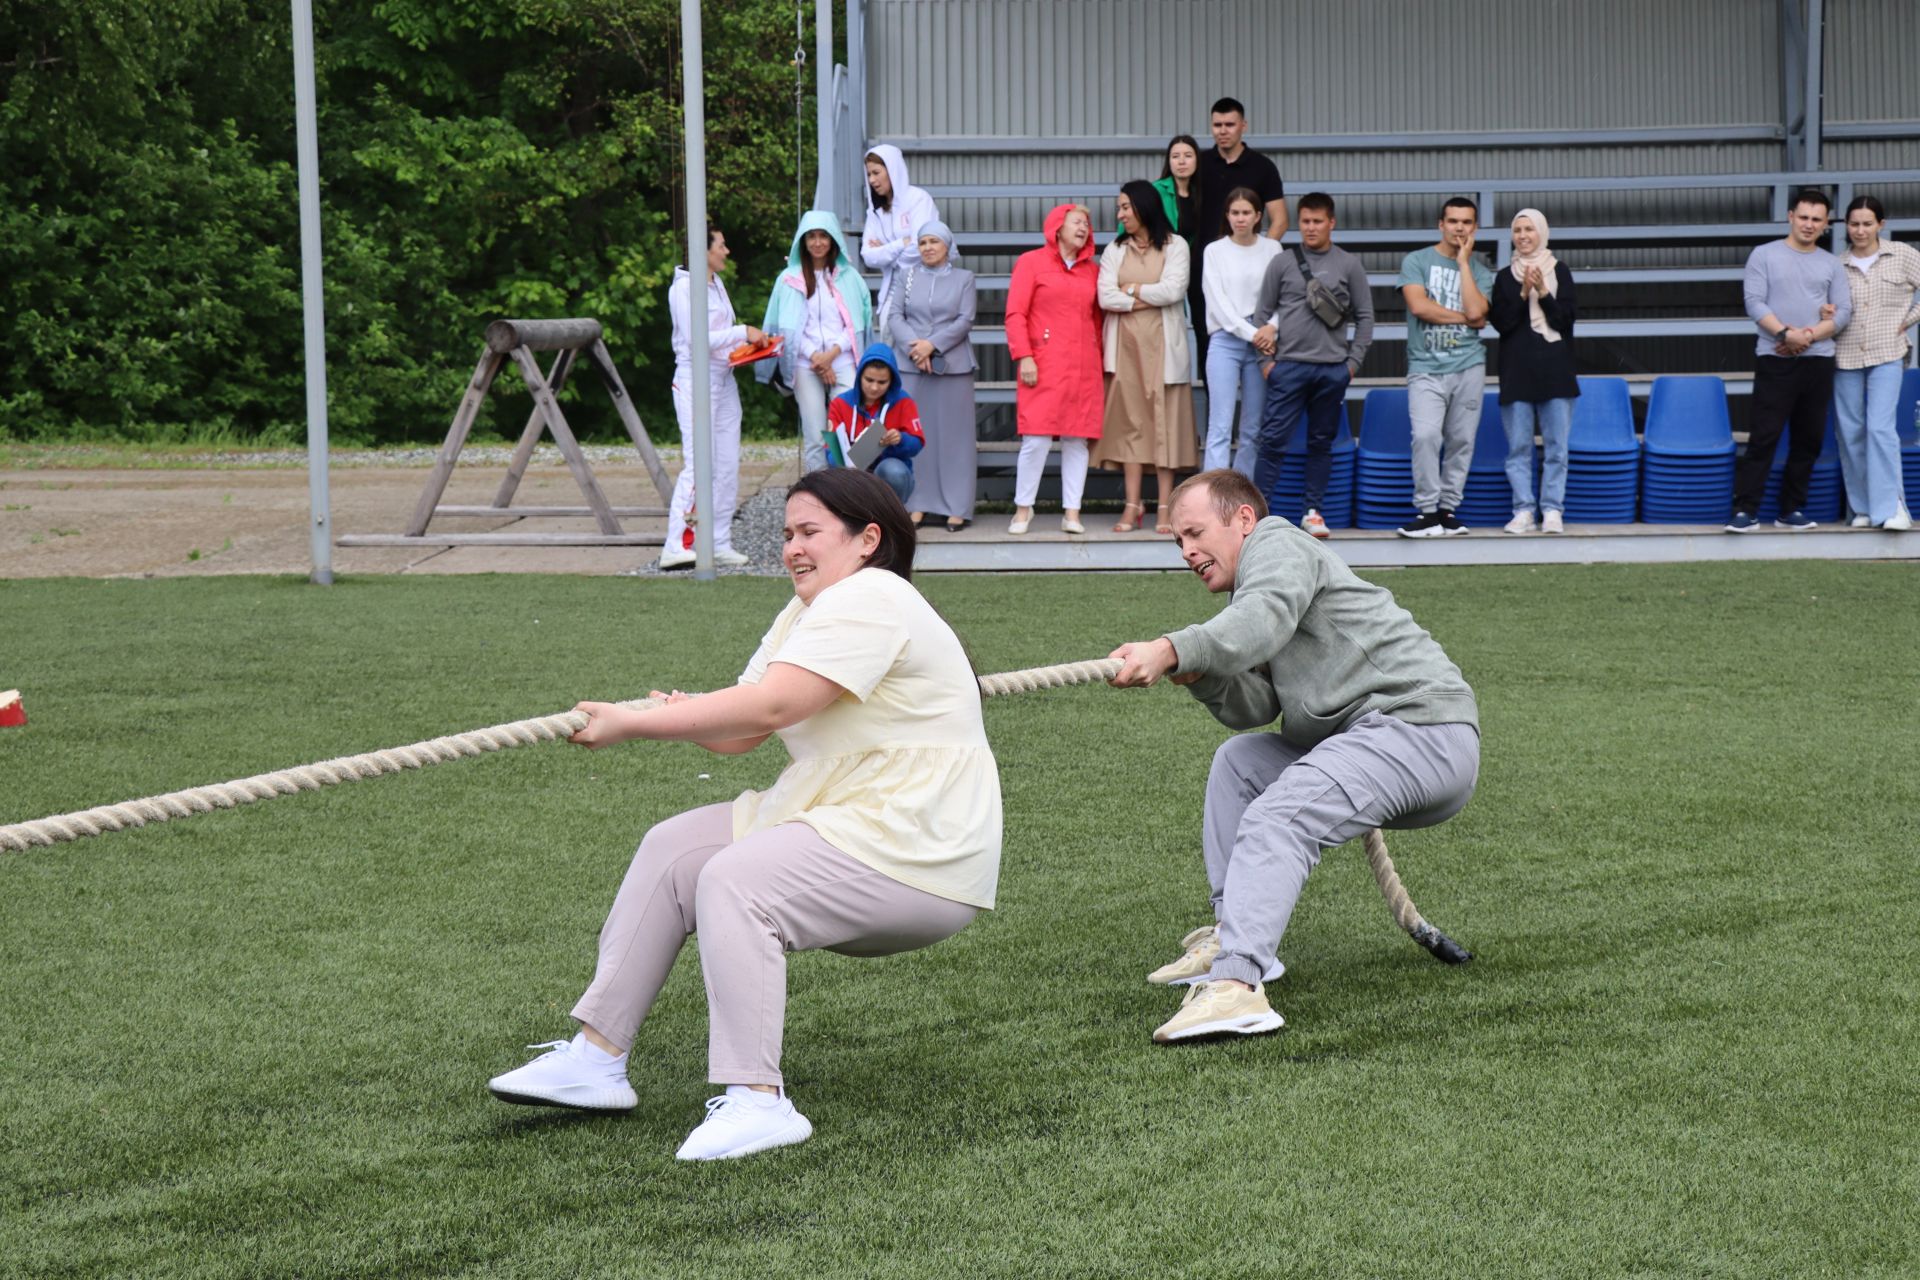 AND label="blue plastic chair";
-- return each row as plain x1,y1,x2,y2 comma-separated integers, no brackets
1357,389,1414,457
1569,377,1638,455
1643,376,1736,457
